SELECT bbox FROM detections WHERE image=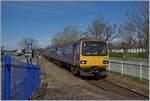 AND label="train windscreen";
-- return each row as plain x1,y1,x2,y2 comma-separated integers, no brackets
82,41,107,56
